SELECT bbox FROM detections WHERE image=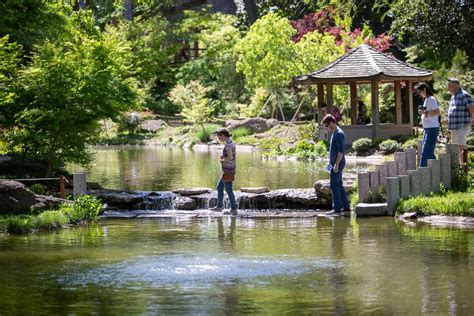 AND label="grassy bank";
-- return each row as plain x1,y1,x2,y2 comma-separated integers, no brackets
0,195,103,234
396,191,474,217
